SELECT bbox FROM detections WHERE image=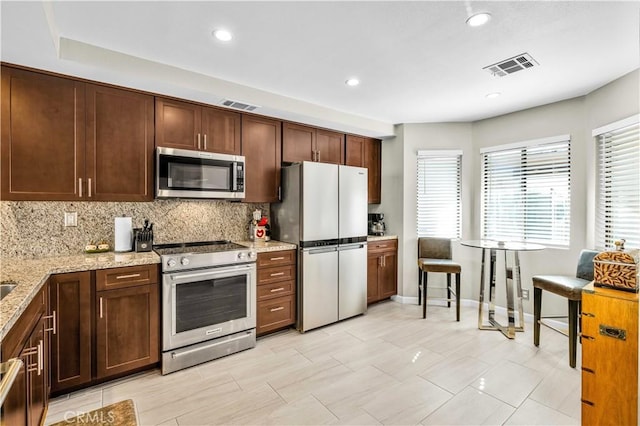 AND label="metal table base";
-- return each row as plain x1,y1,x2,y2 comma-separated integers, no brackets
477,248,525,339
